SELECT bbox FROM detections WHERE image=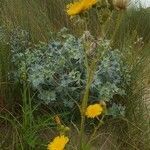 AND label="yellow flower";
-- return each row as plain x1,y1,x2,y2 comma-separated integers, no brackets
66,1,84,16
82,0,97,10
47,135,69,150
66,0,97,16
85,103,103,118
